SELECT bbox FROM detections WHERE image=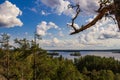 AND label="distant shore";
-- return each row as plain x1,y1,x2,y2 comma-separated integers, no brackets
47,49,120,52
47,50,120,61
